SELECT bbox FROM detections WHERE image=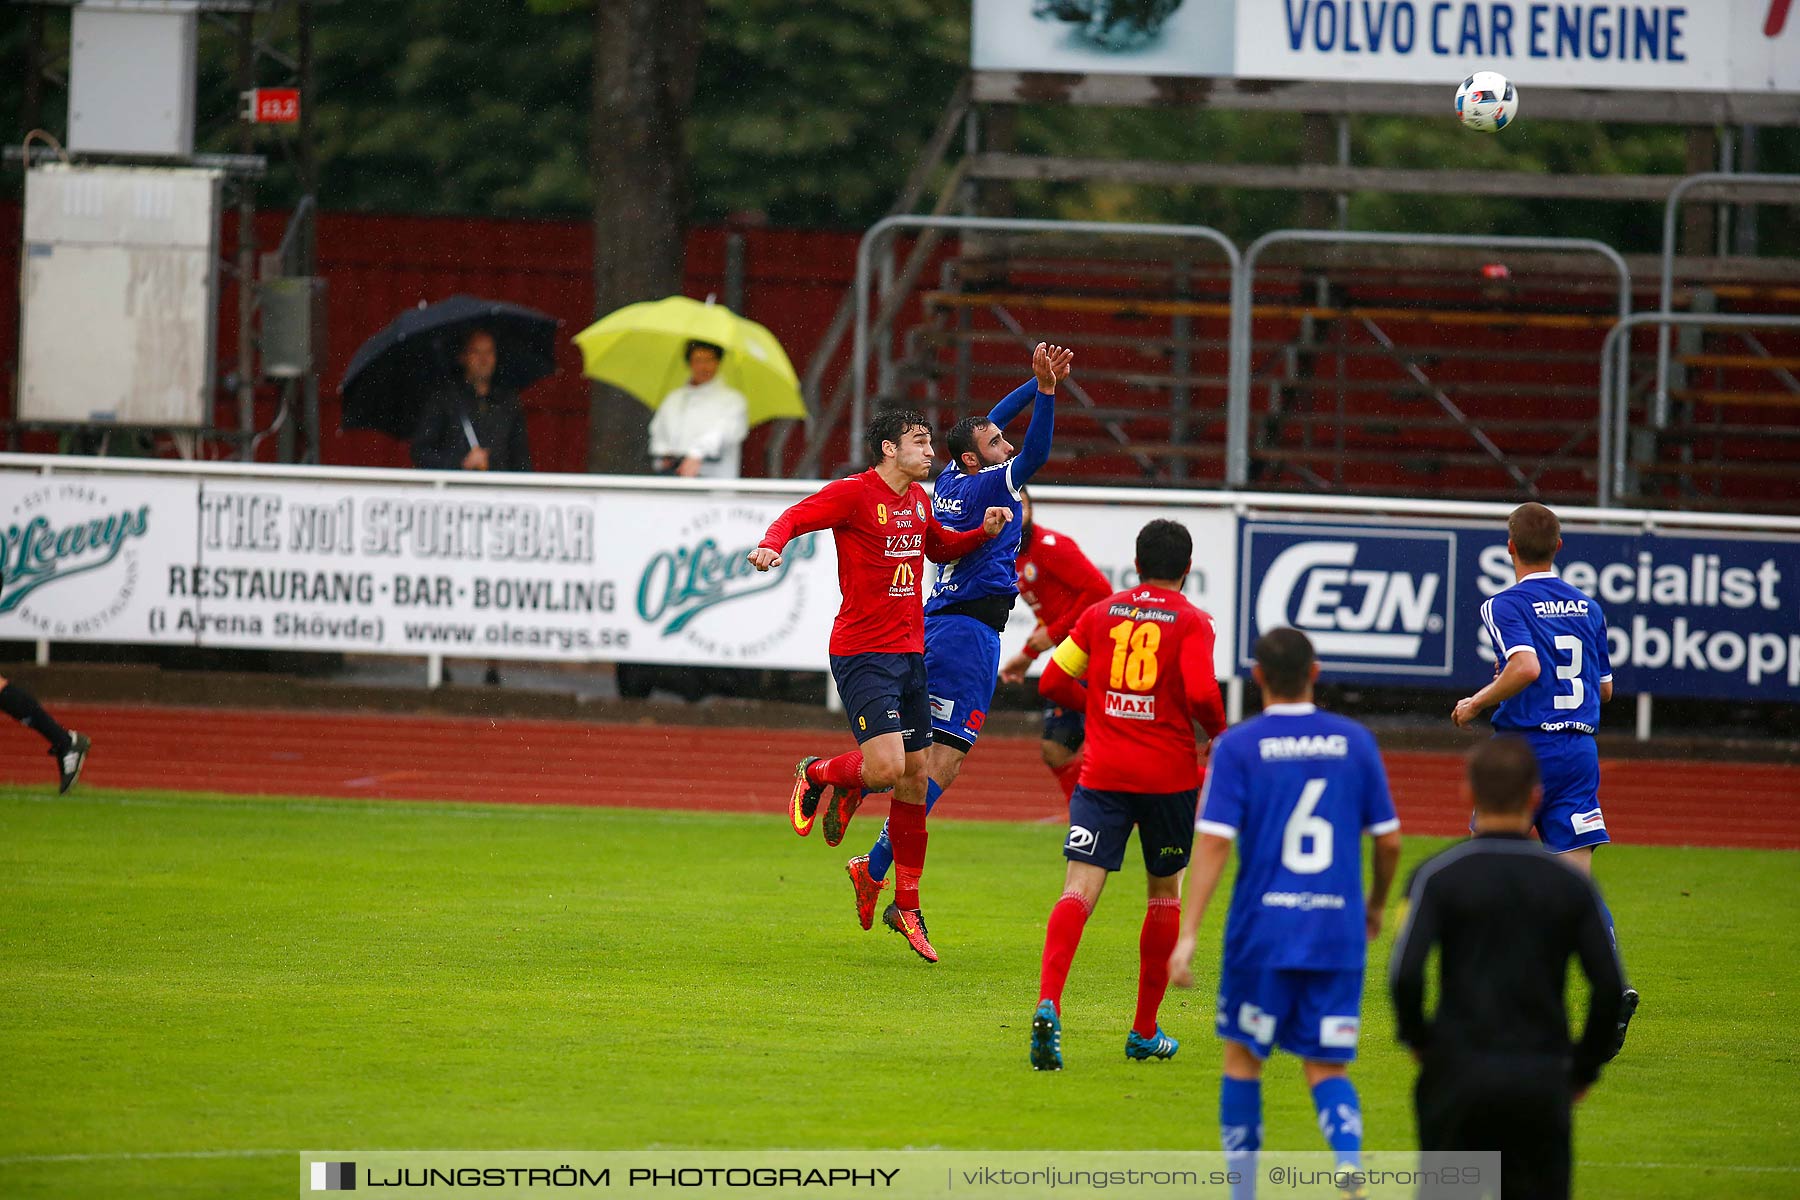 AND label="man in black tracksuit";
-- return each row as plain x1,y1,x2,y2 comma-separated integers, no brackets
1390,736,1627,1200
